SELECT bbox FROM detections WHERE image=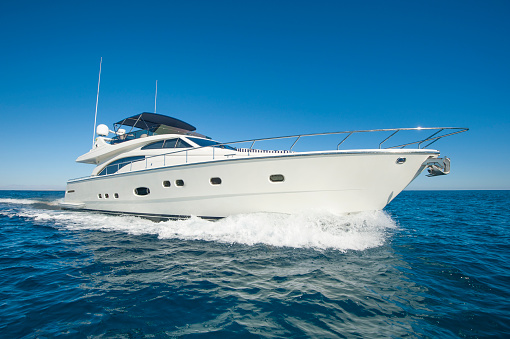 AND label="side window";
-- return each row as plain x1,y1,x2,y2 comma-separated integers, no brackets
176,139,191,148
98,156,145,176
161,139,191,149
163,139,178,148
134,187,150,196
141,141,165,150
